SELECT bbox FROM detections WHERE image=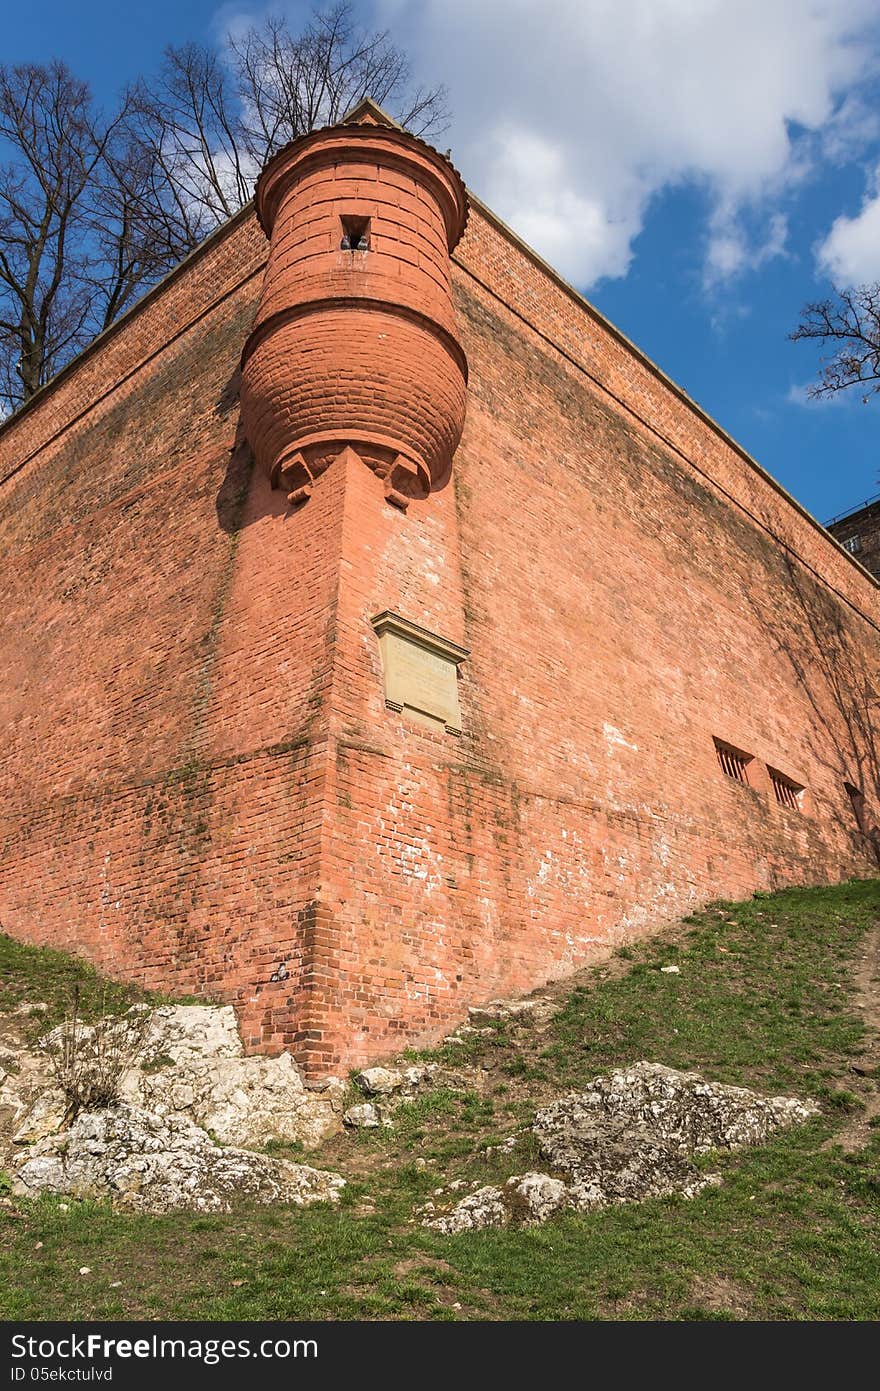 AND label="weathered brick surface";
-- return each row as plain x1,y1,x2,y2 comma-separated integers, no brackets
1,125,878,1075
